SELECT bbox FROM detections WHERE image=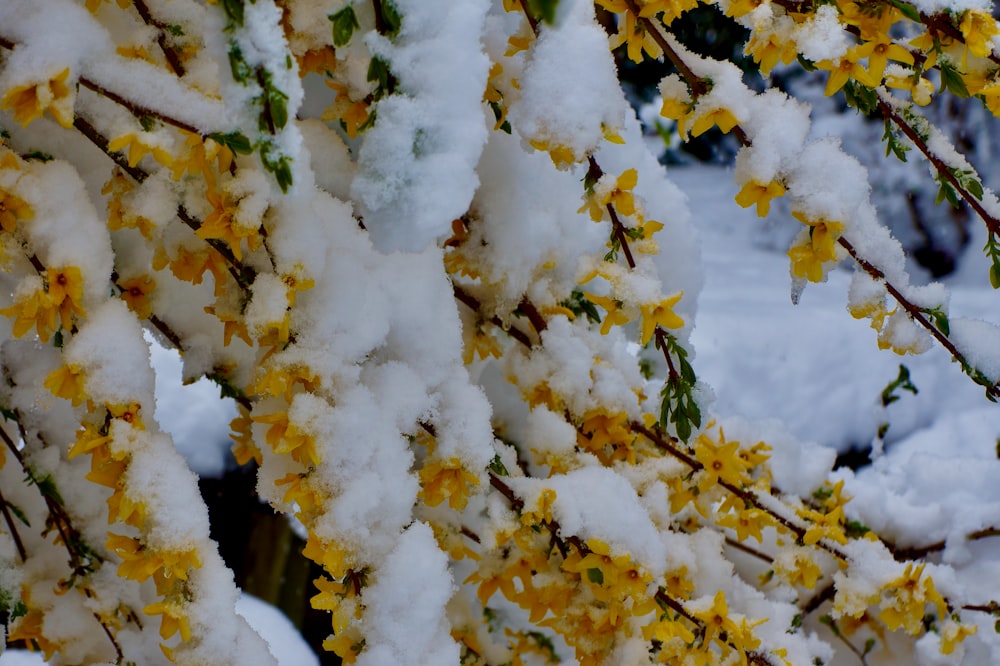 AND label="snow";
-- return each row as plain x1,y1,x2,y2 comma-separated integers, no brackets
0,592,319,666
